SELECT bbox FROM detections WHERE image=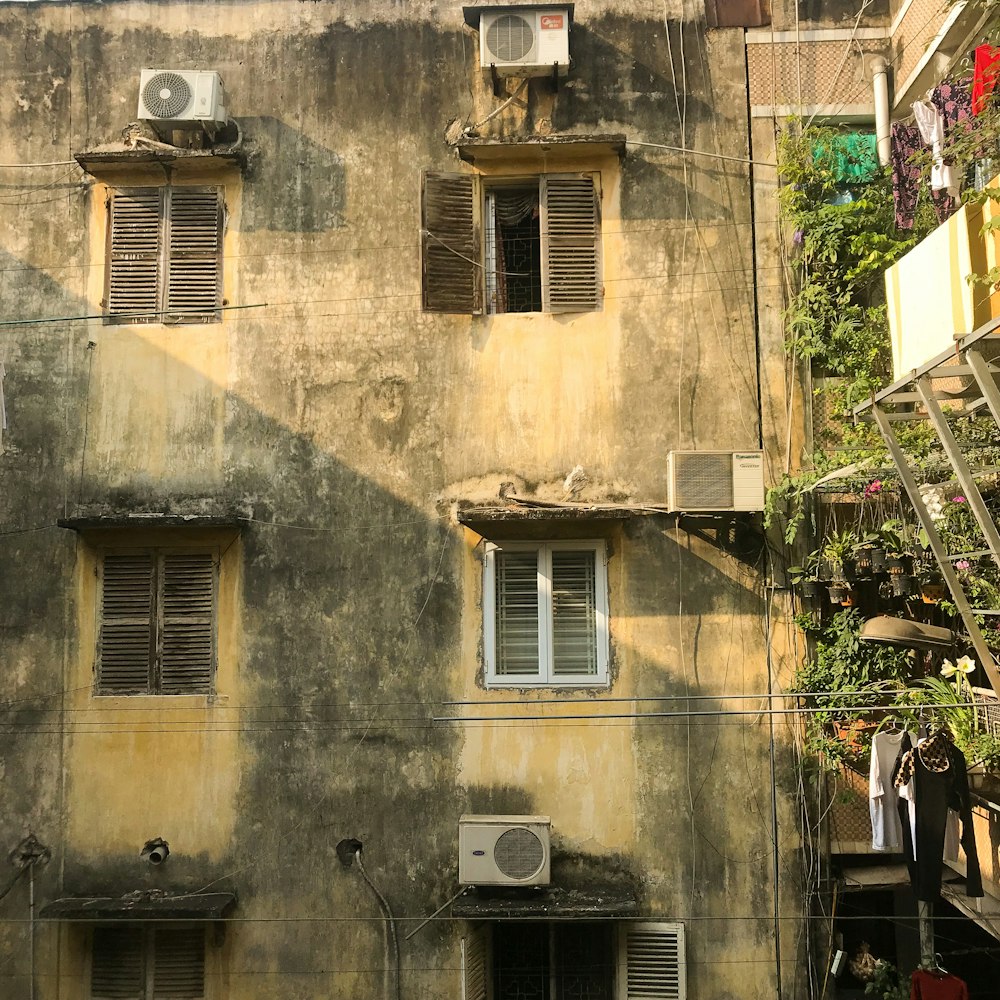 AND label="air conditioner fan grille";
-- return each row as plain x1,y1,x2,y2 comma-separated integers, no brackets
486,14,535,62
673,453,734,508
142,72,193,119
494,827,544,879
